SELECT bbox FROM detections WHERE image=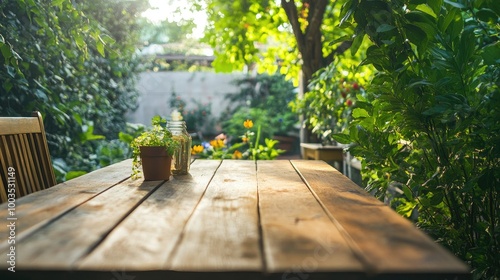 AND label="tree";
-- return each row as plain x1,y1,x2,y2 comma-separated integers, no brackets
201,0,354,90
200,0,364,142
